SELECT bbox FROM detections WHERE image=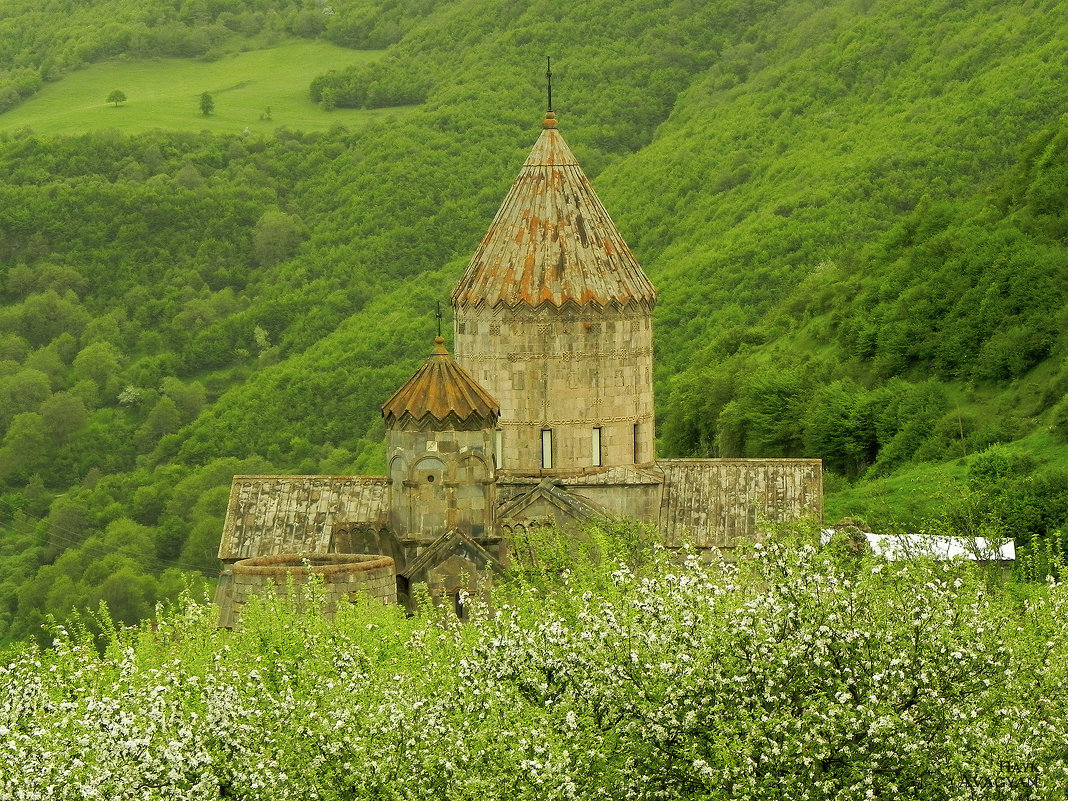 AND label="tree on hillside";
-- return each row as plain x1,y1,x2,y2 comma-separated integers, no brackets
253,209,305,266
199,91,214,116
106,89,126,107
